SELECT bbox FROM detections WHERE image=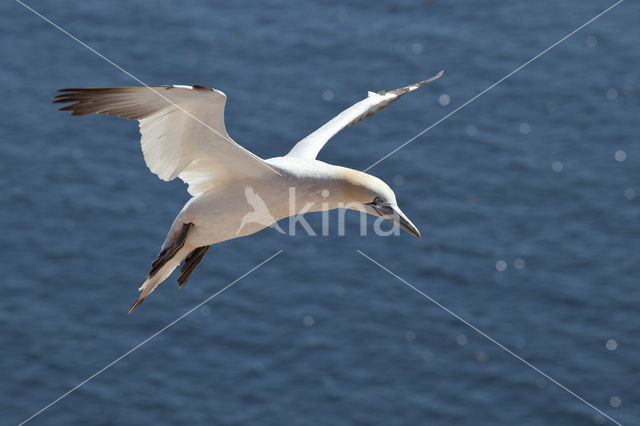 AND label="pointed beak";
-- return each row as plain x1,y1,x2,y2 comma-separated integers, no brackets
370,203,421,239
